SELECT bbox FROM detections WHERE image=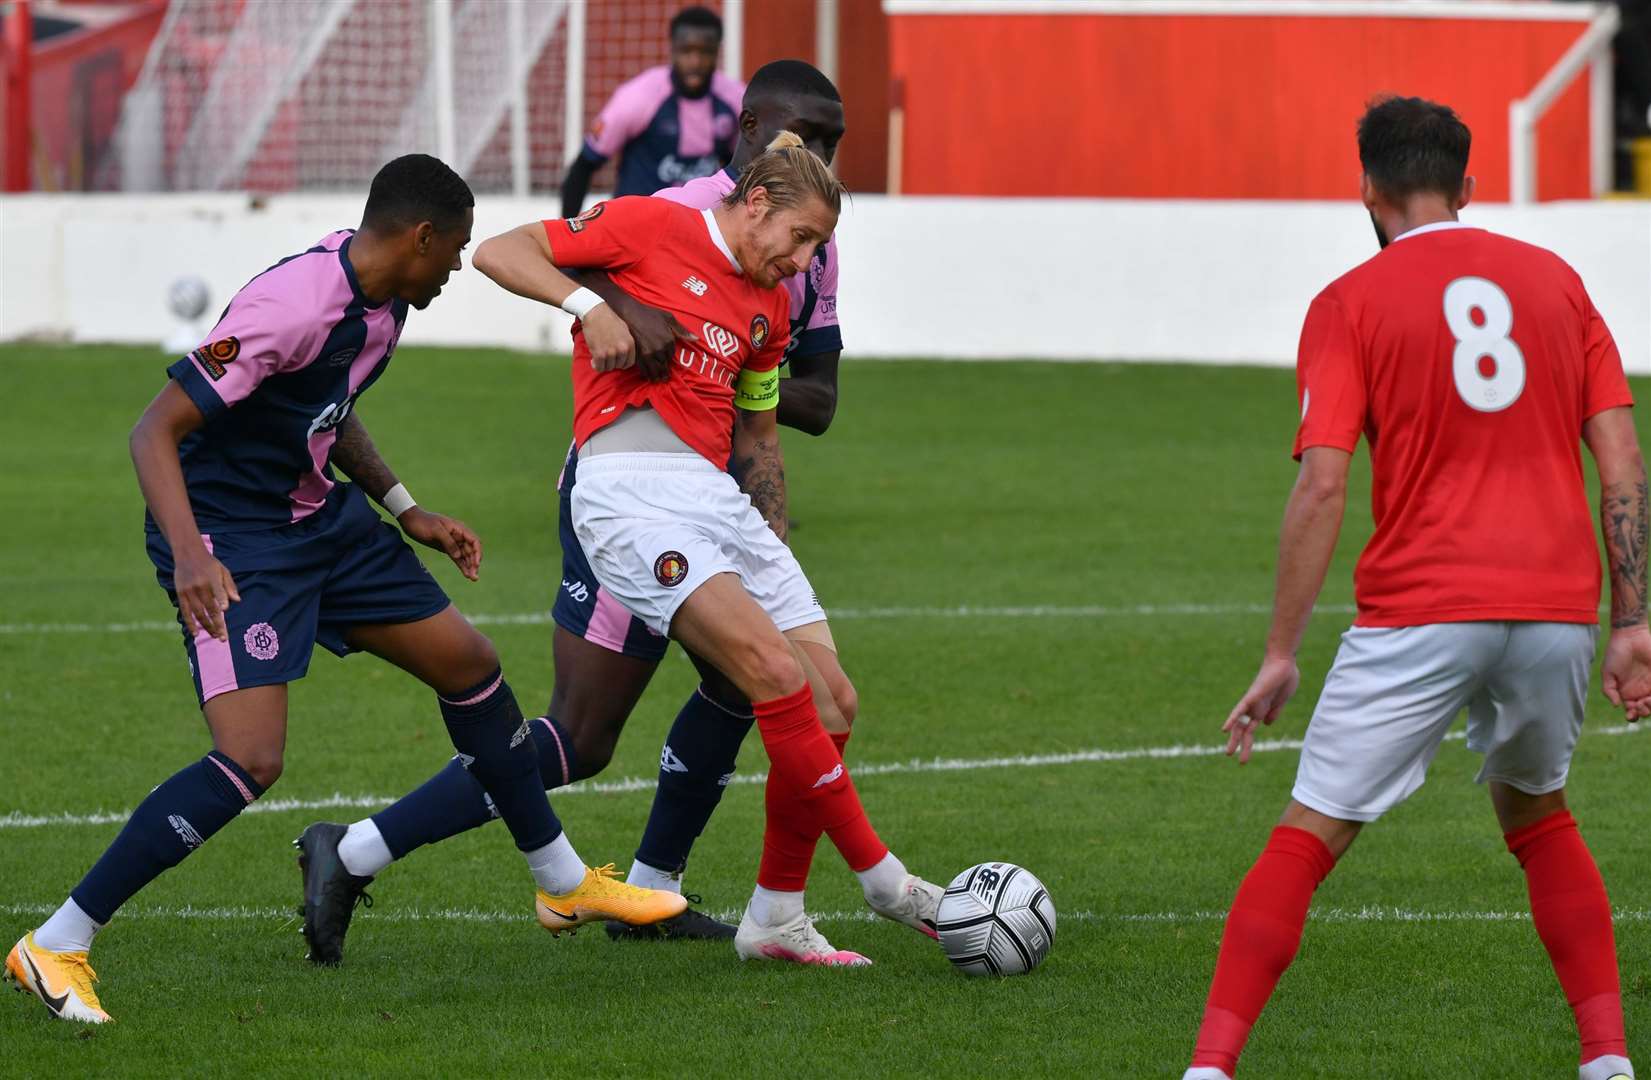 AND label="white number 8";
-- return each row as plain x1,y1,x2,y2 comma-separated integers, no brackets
1443,276,1524,412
